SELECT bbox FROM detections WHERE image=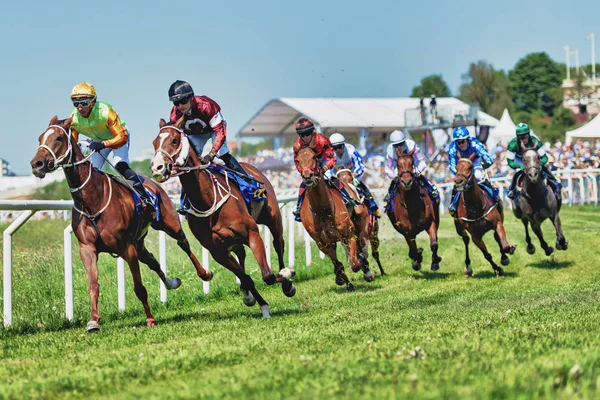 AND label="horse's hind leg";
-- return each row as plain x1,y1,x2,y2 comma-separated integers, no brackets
455,222,472,276
552,212,568,251
427,221,442,271
370,219,385,276
471,235,504,277
530,222,554,256
156,217,212,282
79,244,101,332
136,240,182,290
522,219,536,254
247,225,278,285
123,244,156,327
493,232,511,266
